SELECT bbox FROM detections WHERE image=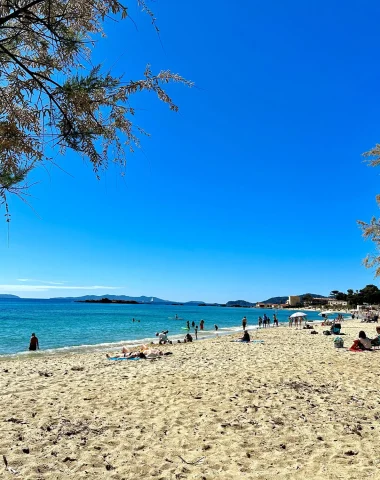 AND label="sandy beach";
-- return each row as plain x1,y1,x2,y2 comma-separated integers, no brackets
1,319,379,479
